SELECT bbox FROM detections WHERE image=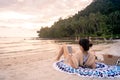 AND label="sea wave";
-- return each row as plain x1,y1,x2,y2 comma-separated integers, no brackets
0,37,57,54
